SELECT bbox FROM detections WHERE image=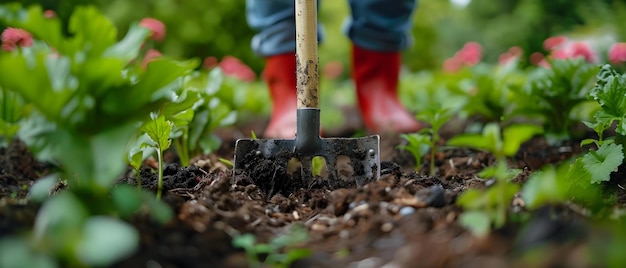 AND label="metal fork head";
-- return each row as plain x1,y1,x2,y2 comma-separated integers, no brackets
233,135,380,187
